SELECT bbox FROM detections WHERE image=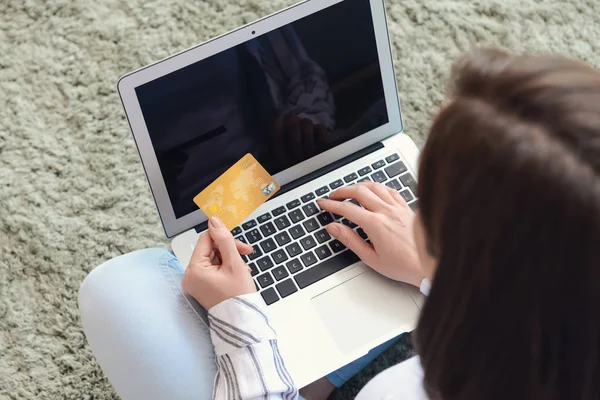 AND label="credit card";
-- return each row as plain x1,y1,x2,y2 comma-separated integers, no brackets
193,154,280,231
